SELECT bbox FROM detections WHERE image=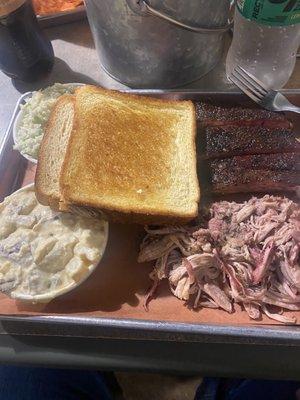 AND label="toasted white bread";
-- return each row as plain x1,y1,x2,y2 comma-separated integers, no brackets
59,86,199,224
35,94,75,210
35,86,199,224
